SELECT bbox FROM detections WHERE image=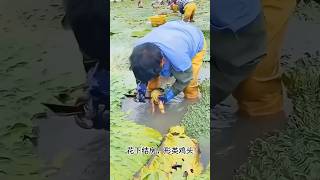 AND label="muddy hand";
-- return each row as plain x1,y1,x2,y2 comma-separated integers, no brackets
150,89,165,114
150,89,161,113
158,100,165,114
151,100,155,113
